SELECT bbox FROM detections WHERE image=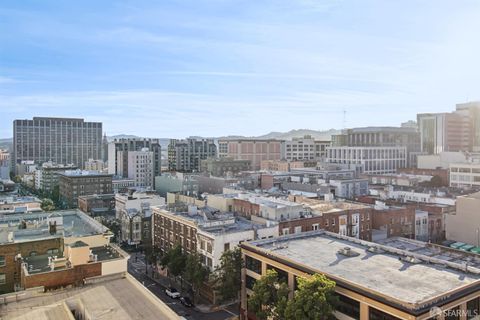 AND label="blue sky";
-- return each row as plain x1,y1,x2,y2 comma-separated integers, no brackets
1,0,480,138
